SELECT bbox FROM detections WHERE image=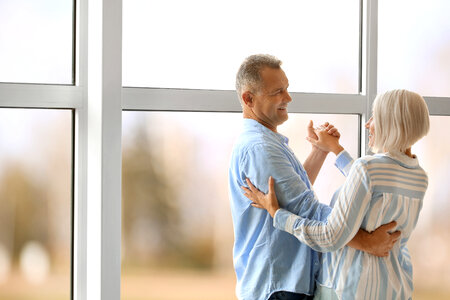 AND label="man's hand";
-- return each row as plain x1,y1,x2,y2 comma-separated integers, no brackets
307,128,344,155
348,221,401,257
306,120,340,153
303,121,342,184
